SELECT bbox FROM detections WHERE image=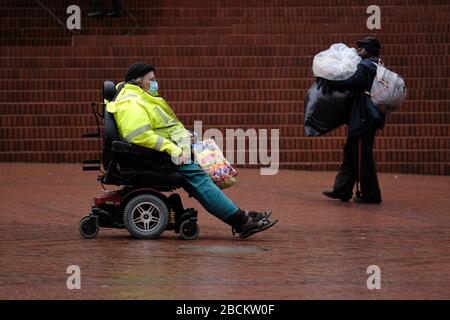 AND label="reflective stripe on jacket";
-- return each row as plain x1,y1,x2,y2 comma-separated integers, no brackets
106,83,185,156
